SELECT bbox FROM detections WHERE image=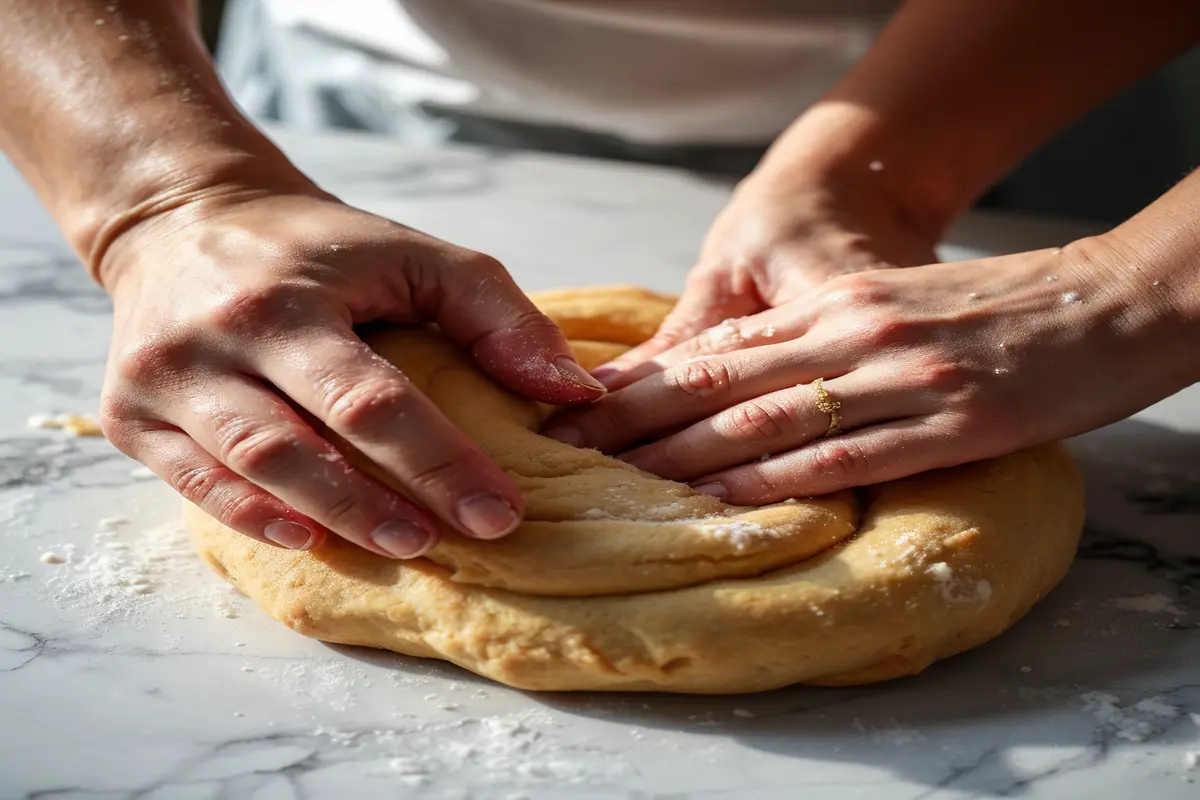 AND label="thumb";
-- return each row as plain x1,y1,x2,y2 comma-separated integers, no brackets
428,251,606,406
591,271,761,390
